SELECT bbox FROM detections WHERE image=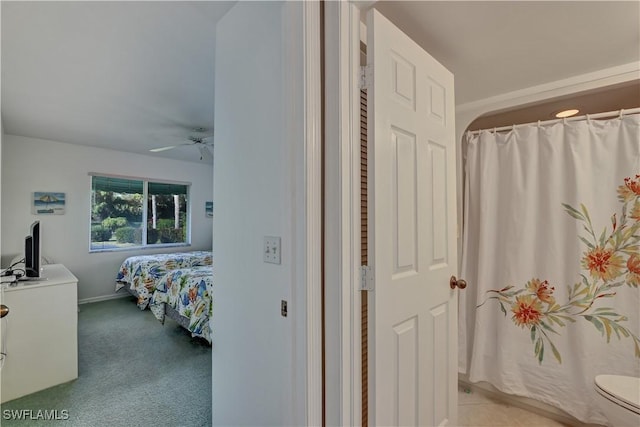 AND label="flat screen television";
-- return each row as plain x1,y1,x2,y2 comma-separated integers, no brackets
25,221,41,278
